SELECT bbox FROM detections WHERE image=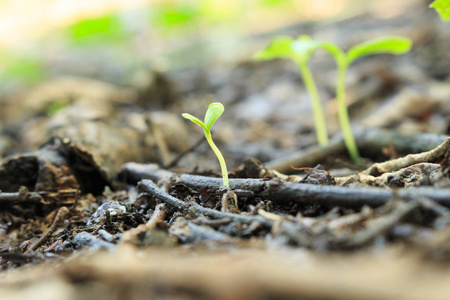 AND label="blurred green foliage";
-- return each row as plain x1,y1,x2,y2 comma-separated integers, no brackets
45,100,69,116
0,51,44,85
66,14,128,45
0,0,367,88
152,3,201,29
430,0,450,21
